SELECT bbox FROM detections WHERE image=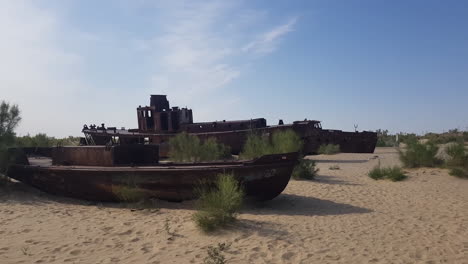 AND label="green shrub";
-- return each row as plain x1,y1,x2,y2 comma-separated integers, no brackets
399,133,419,145
445,142,468,179
193,173,244,232
239,129,302,159
376,129,397,147
368,166,407,182
197,138,231,162
463,132,468,142
317,144,340,155
15,134,80,147
292,159,318,180
270,129,303,153
169,133,231,162
0,101,21,187
113,185,147,203
445,142,467,167
238,133,270,160
399,141,442,168
449,167,468,179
